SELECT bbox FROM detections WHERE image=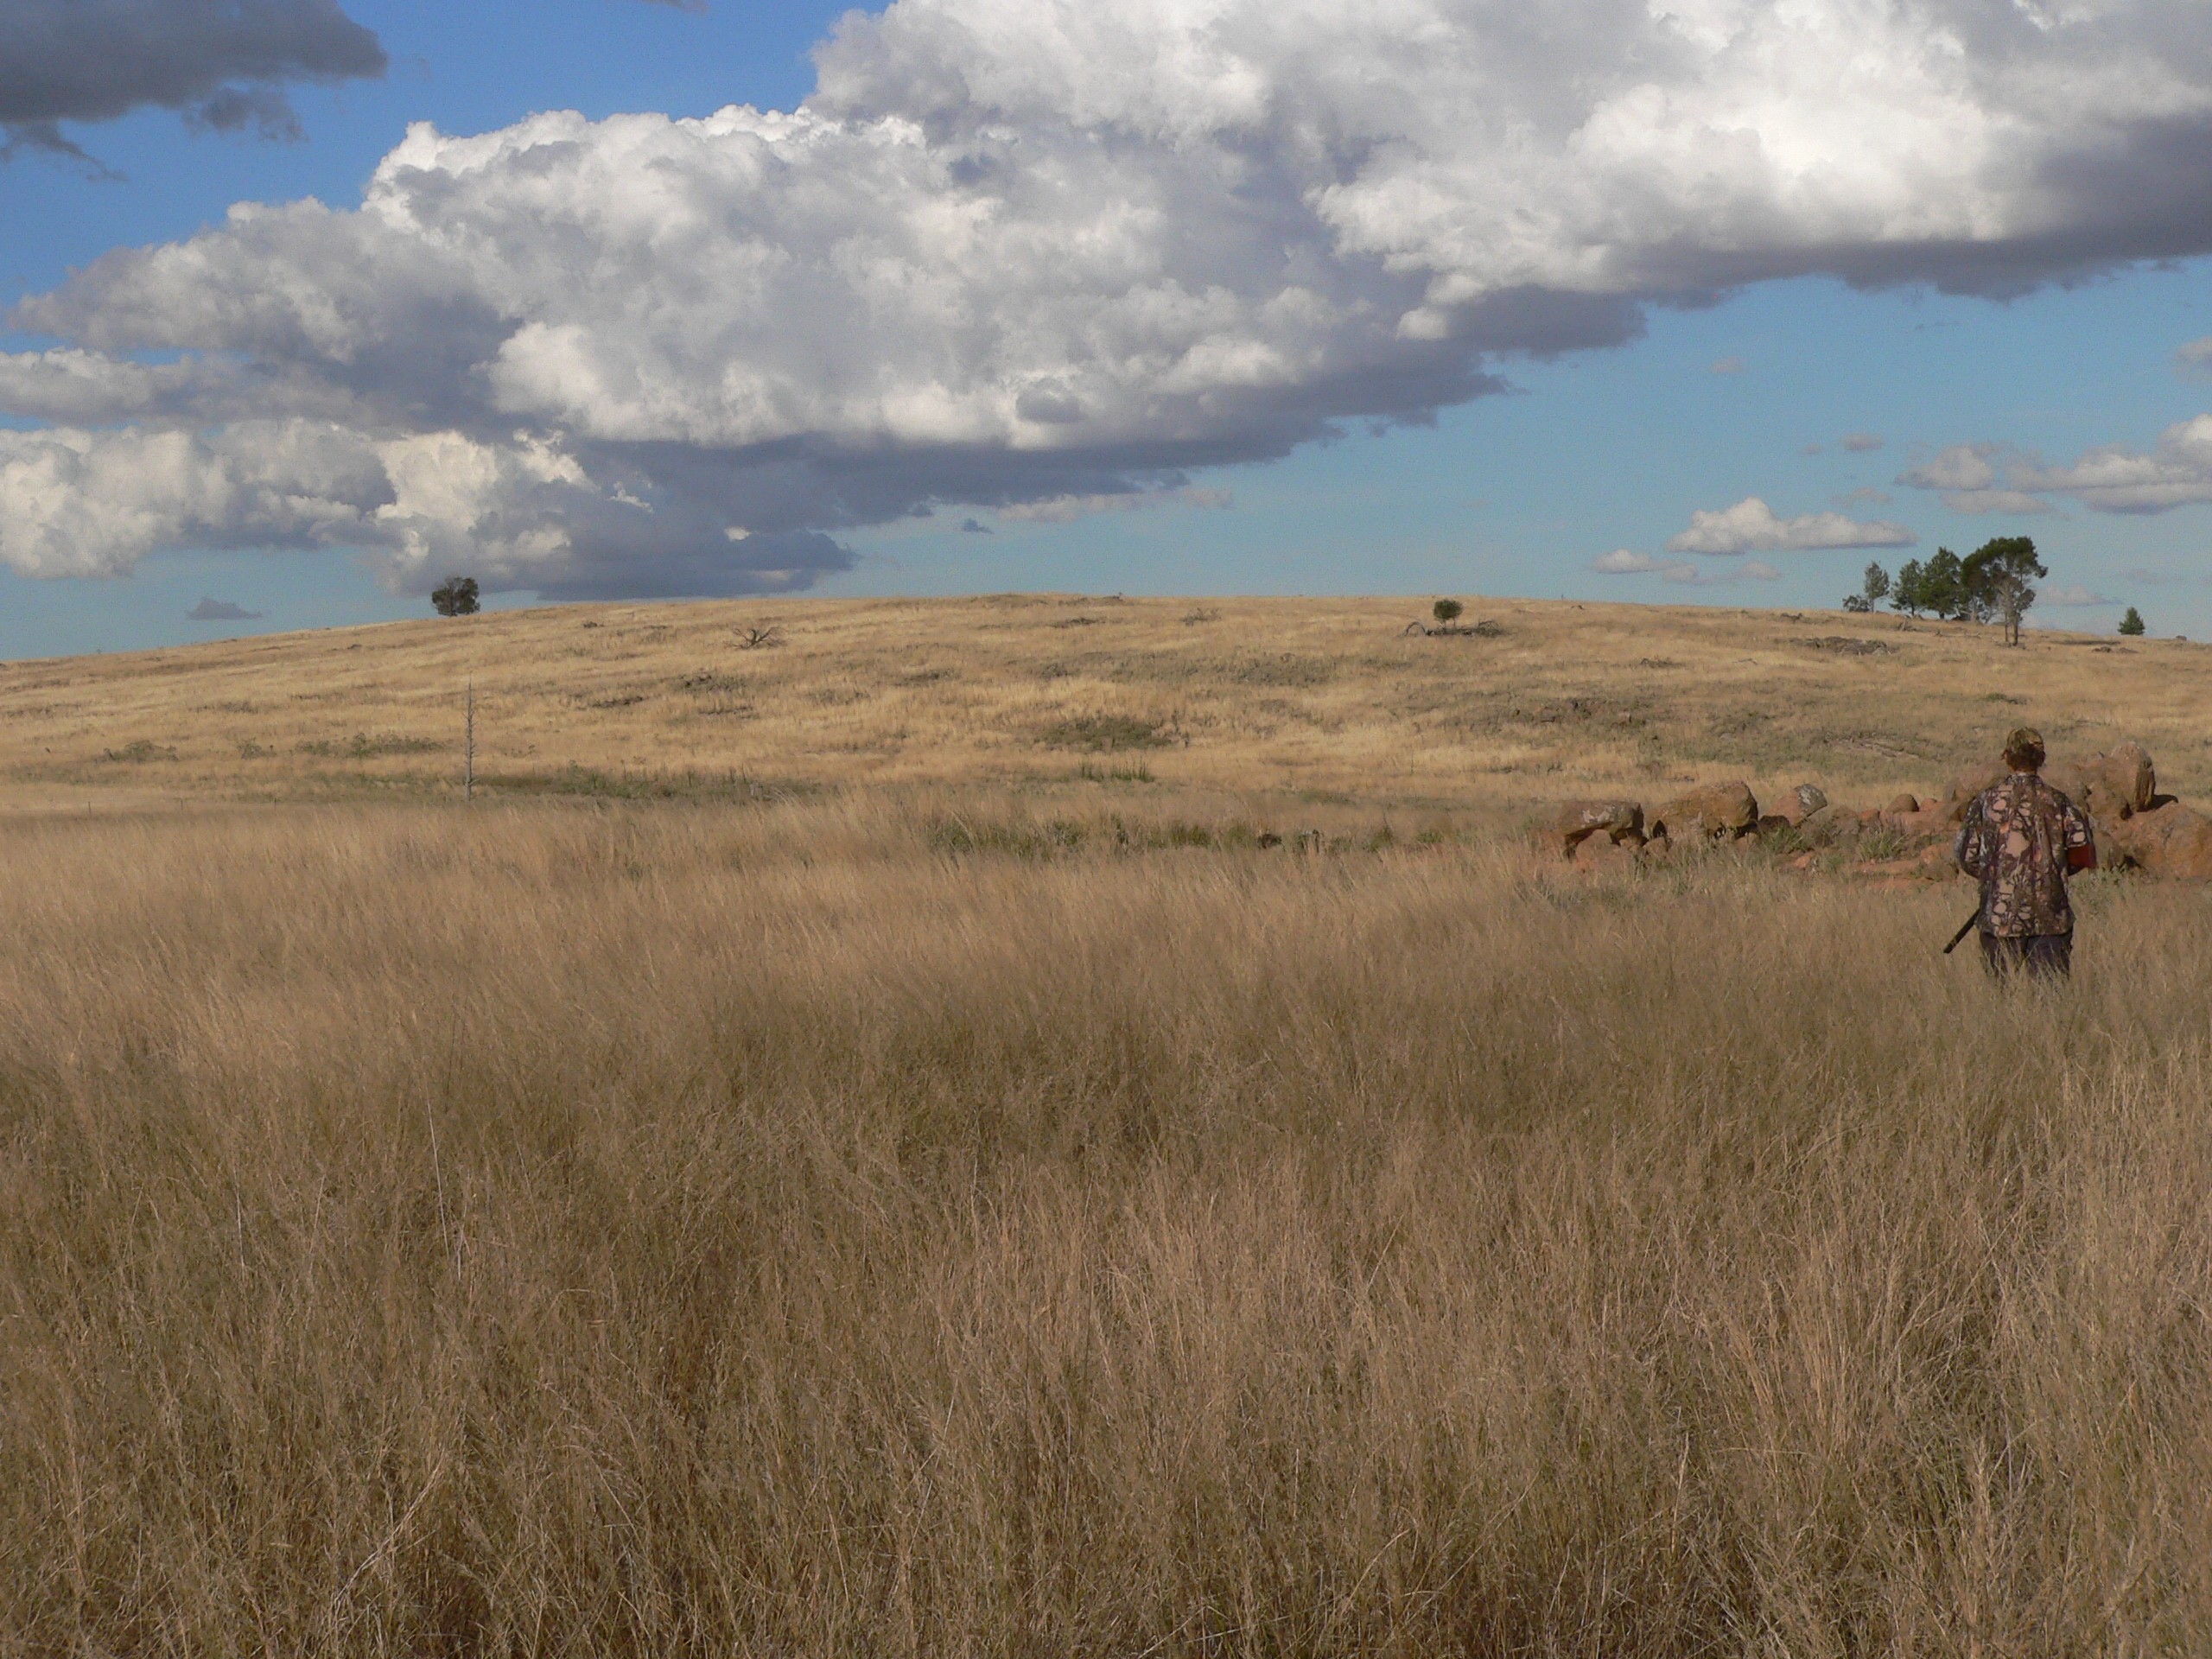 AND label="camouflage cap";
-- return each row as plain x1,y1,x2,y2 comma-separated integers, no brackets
2003,726,2045,766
